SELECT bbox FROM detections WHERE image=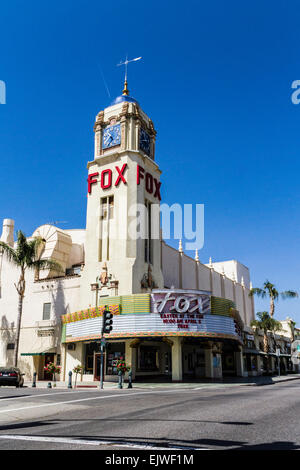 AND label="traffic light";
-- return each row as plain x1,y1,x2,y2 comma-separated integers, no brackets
102,306,113,334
